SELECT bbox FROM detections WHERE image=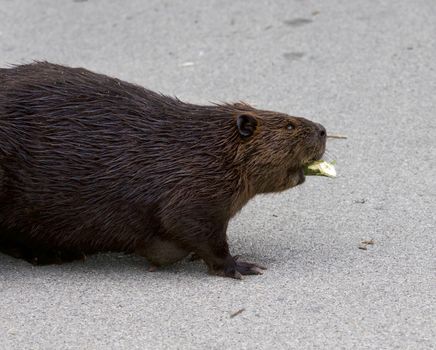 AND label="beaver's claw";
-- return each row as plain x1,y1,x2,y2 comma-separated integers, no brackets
212,256,267,279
